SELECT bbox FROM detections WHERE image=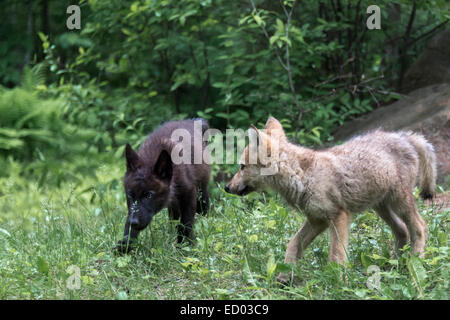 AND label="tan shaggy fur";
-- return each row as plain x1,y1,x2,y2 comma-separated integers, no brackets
226,117,437,284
